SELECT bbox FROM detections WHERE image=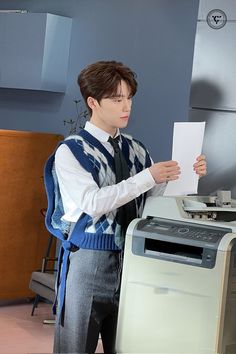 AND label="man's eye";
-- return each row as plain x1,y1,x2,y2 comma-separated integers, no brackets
113,98,122,102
